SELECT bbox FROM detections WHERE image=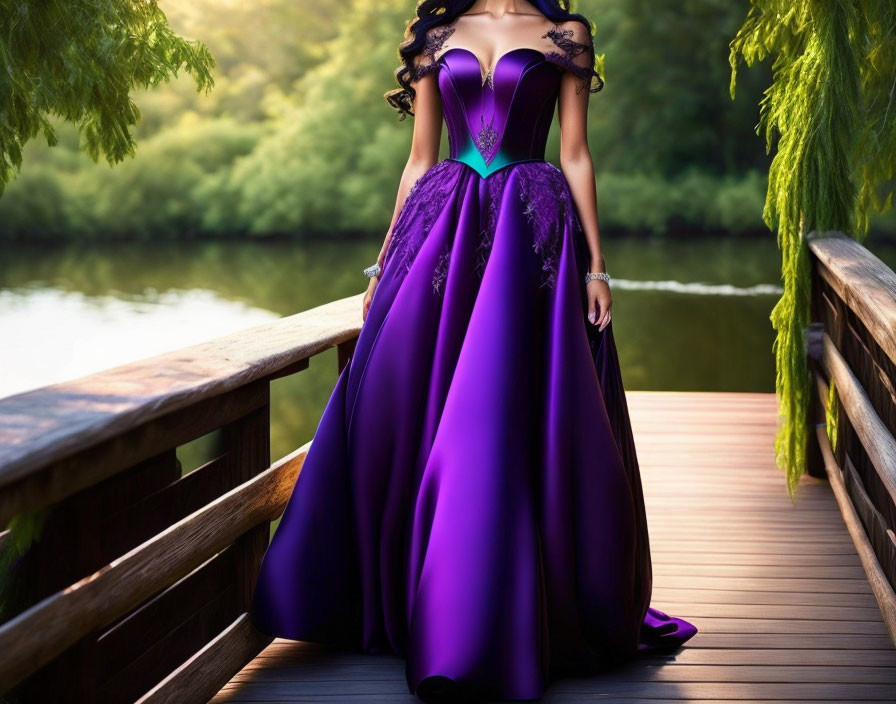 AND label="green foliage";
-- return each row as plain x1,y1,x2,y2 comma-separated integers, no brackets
148,0,342,124
595,170,767,233
589,0,771,177
0,509,47,618
826,378,839,456
730,0,896,496
0,0,793,240
0,117,263,239
0,0,215,194
226,0,414,236
86,116,263,239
